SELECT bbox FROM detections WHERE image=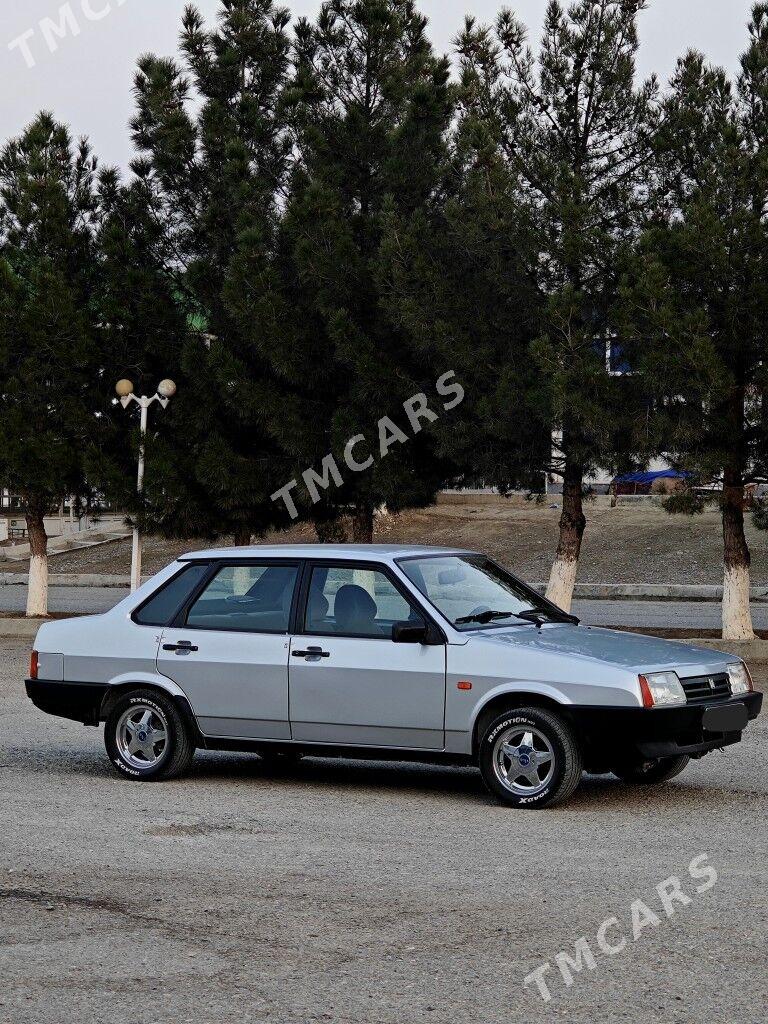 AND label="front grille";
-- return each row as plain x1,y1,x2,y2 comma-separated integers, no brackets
681,672,731,703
